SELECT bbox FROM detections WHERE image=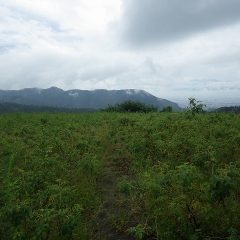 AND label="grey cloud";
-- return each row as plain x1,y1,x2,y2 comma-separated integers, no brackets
122,0,240,46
